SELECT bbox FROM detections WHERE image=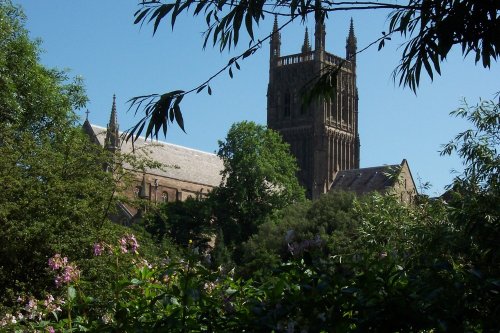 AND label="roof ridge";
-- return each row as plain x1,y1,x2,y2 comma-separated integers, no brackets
339,164,400,172
89,123,218,157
